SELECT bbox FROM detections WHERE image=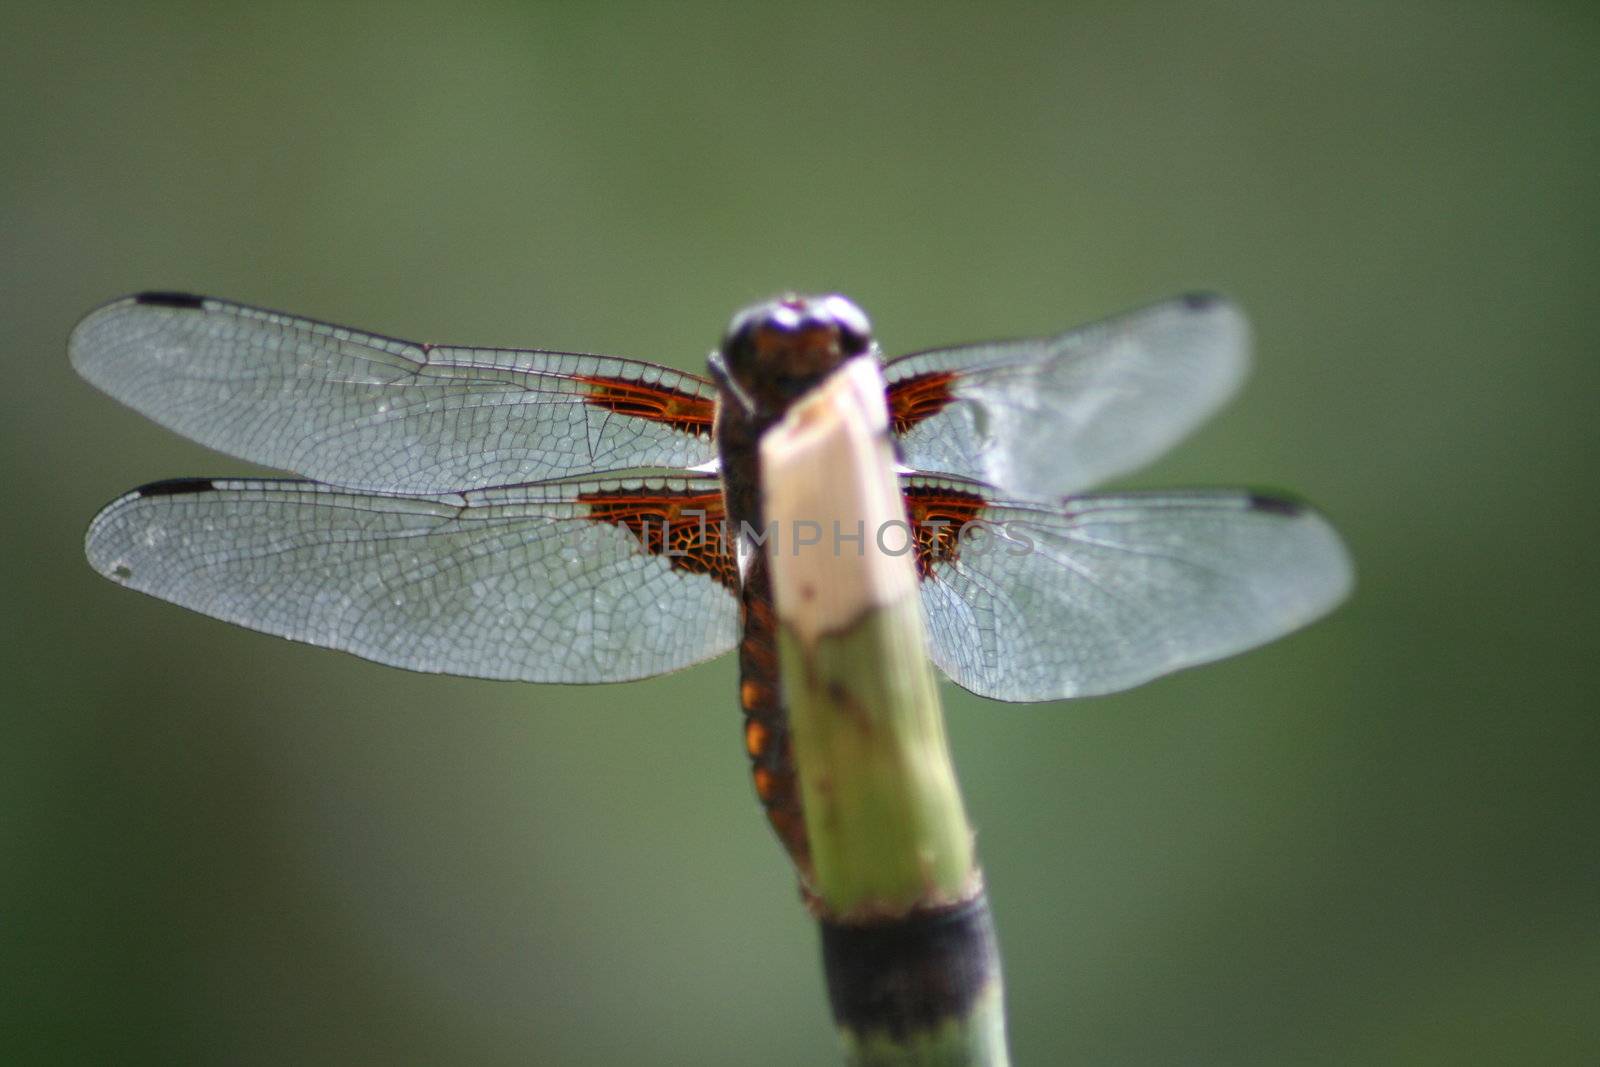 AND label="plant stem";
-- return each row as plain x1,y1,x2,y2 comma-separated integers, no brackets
762,359,1010,1066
